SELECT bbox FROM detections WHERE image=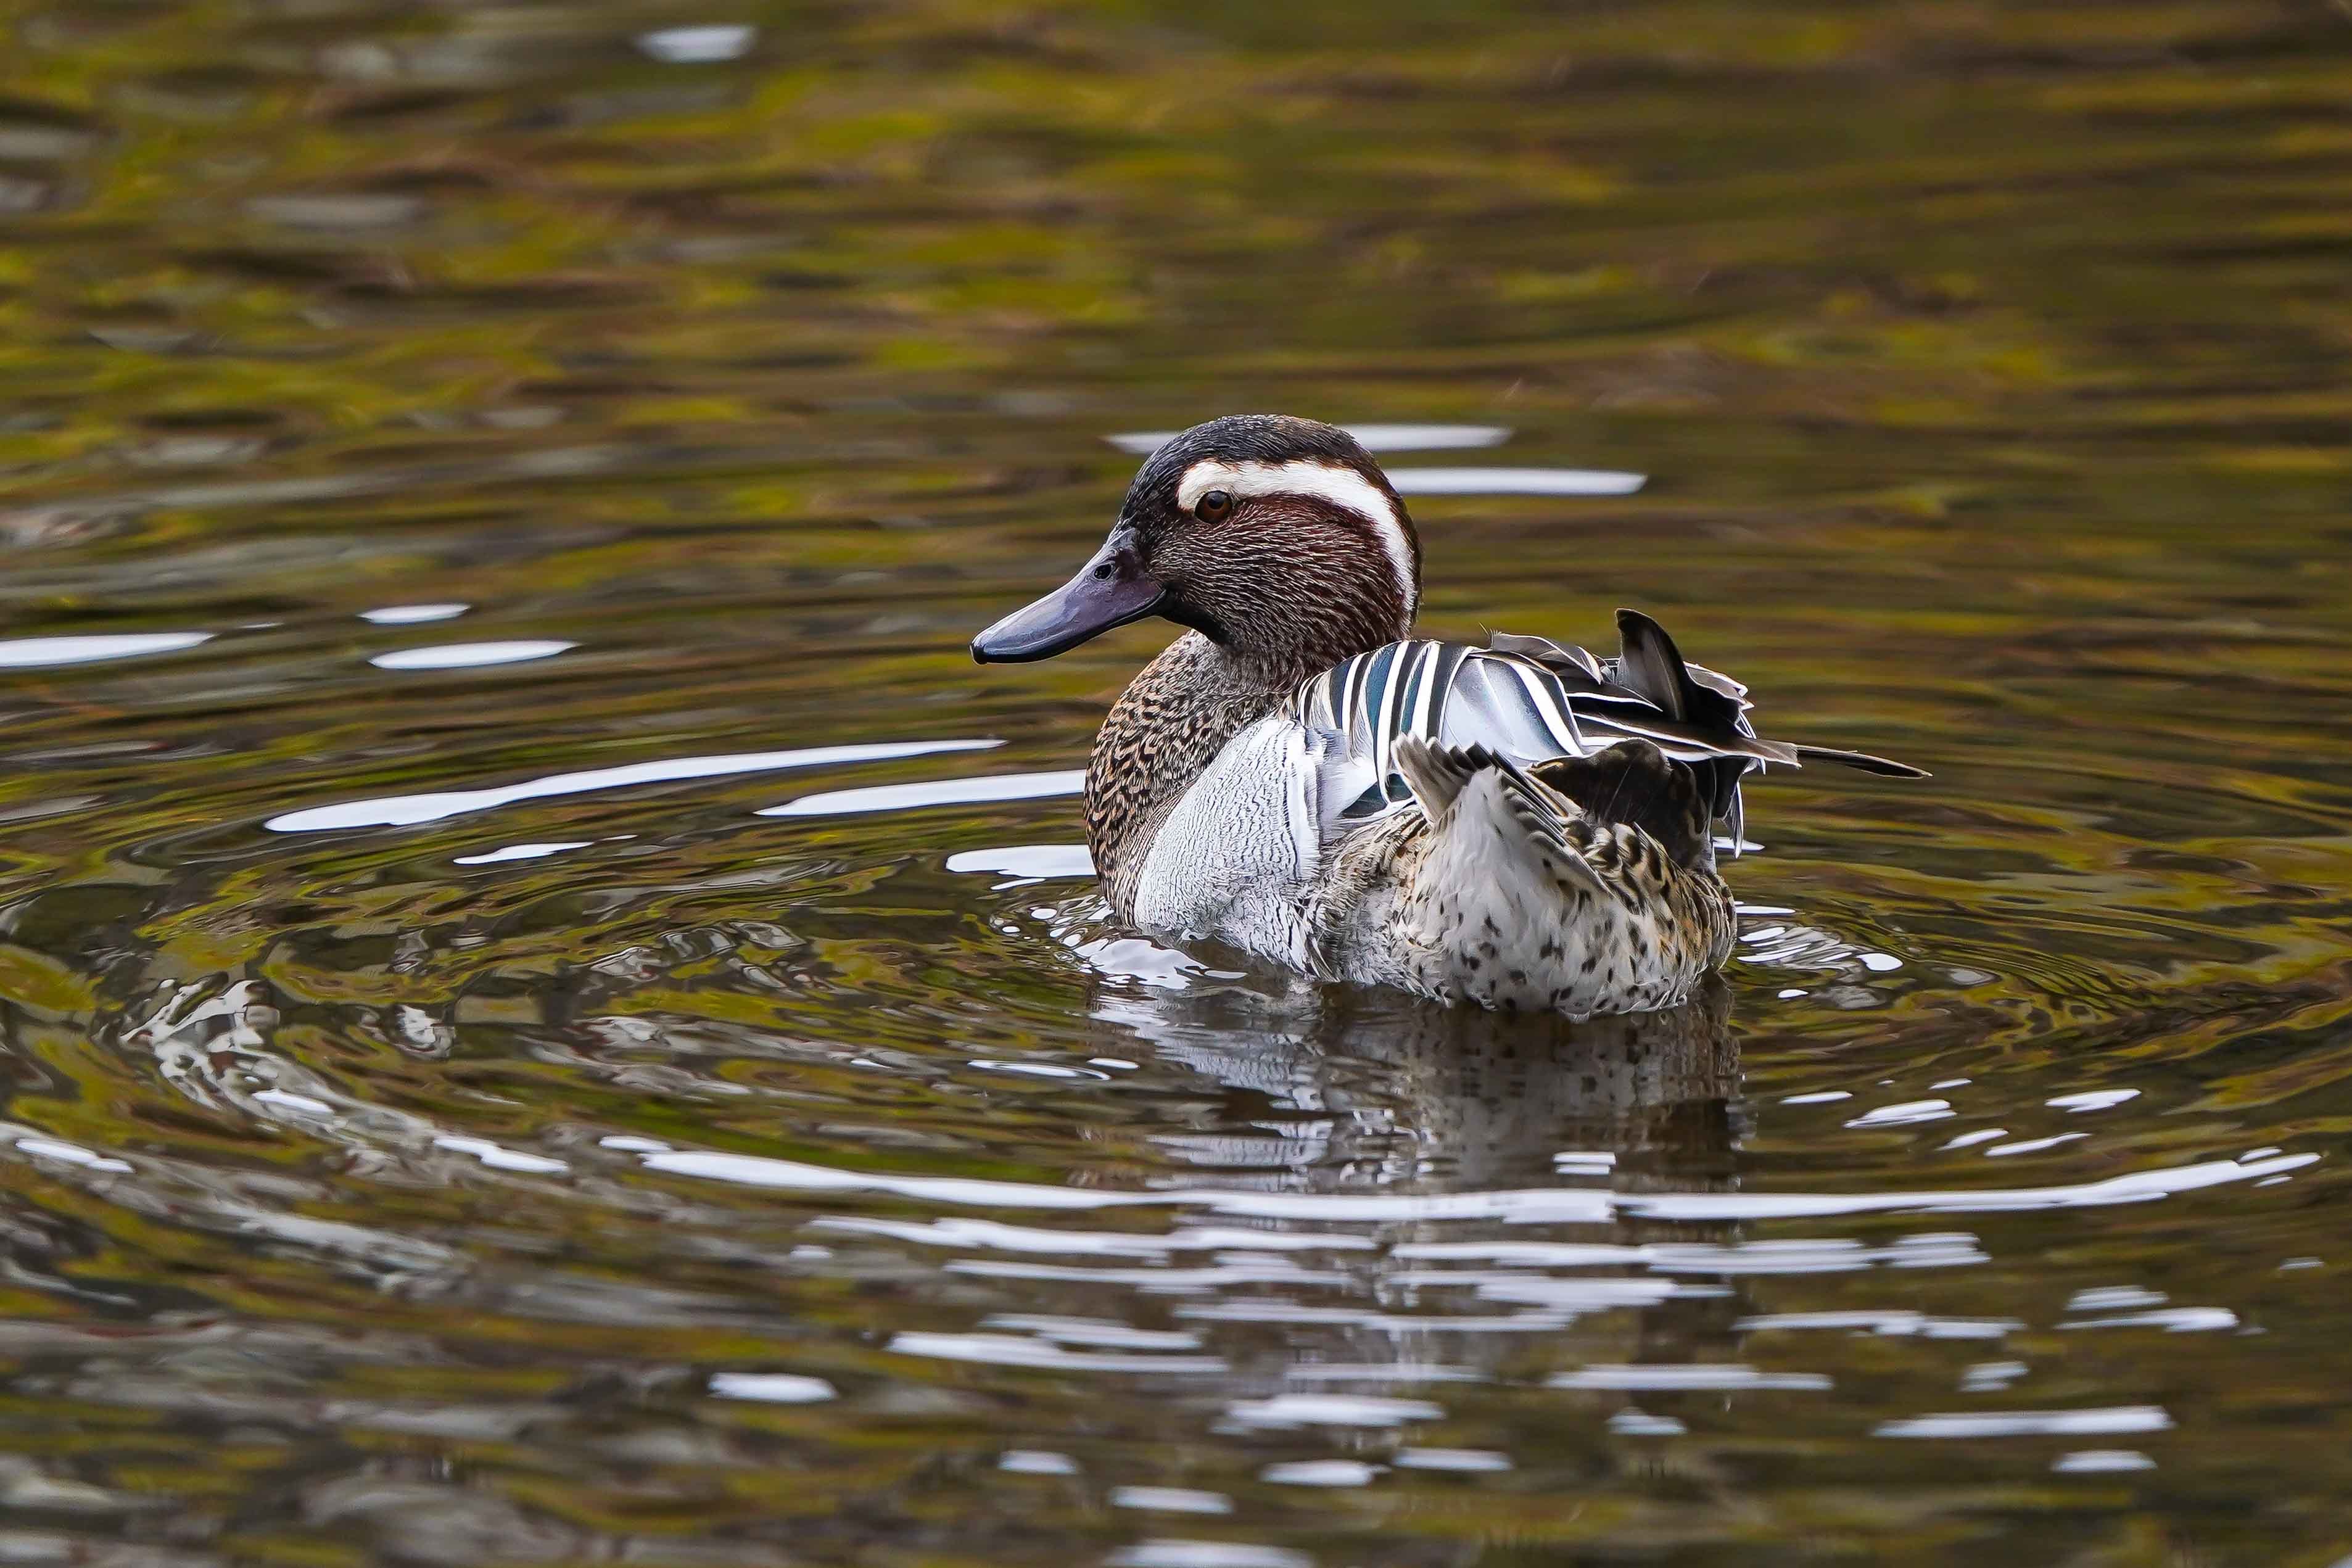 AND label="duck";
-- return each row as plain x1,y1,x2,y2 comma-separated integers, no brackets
971,415,1921,1017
